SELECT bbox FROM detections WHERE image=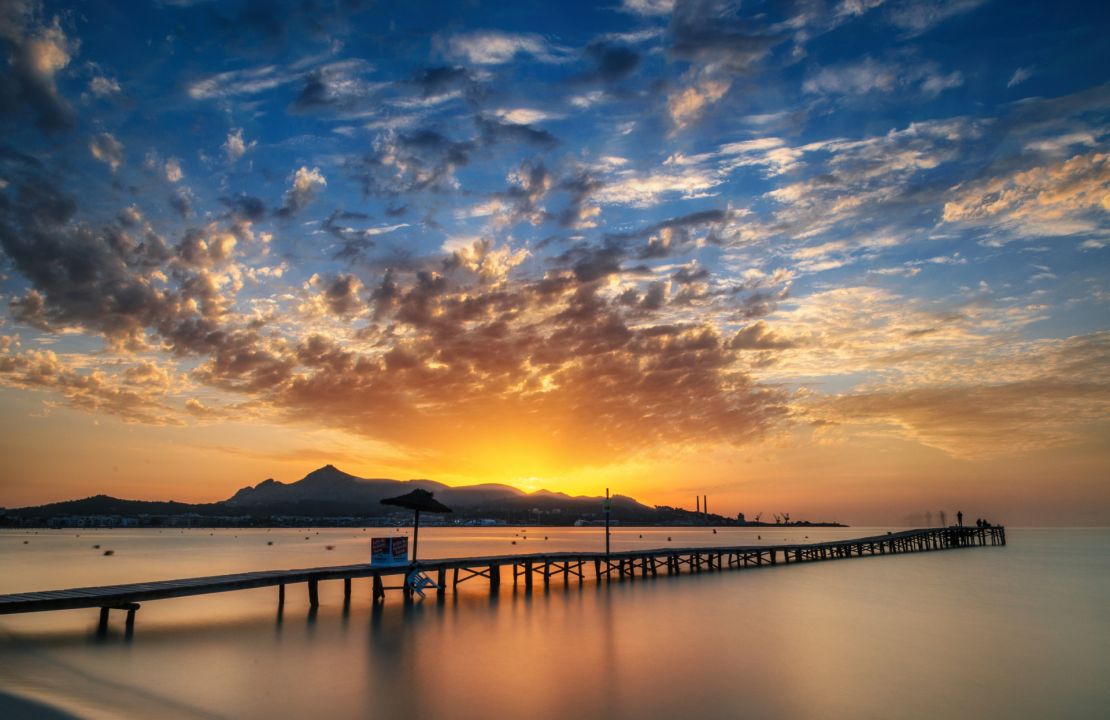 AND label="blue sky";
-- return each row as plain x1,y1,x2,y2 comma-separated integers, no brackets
0,0,1108,522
